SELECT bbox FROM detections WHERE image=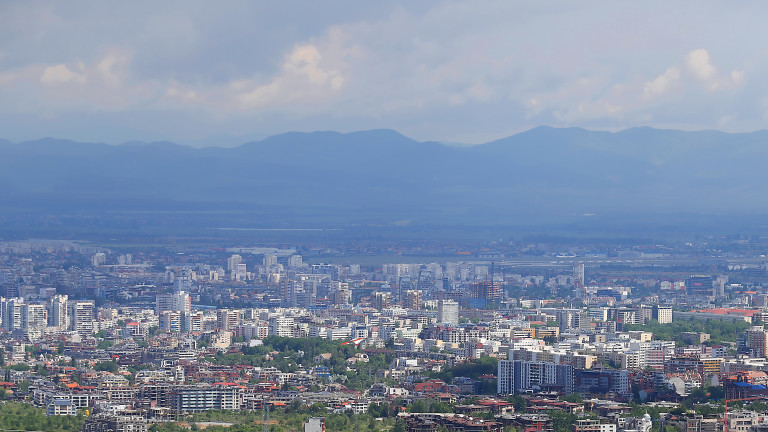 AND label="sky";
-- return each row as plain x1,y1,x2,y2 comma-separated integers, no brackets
0,1,766,146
